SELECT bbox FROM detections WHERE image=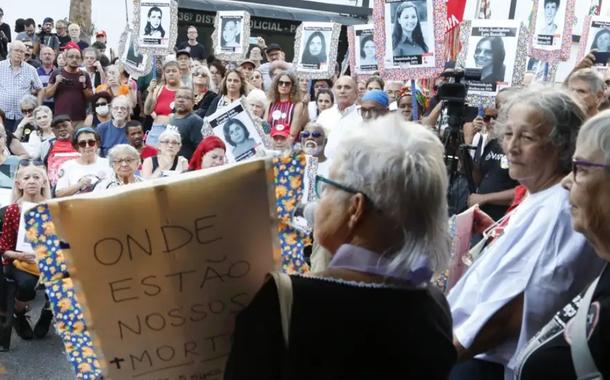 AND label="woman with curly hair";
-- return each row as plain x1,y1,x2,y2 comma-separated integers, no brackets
266,71,307,140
